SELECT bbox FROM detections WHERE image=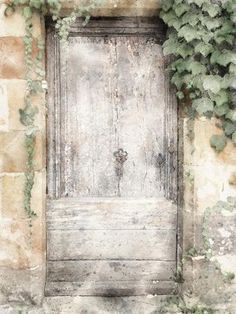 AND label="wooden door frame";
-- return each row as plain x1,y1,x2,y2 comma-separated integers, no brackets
46,16,183,283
